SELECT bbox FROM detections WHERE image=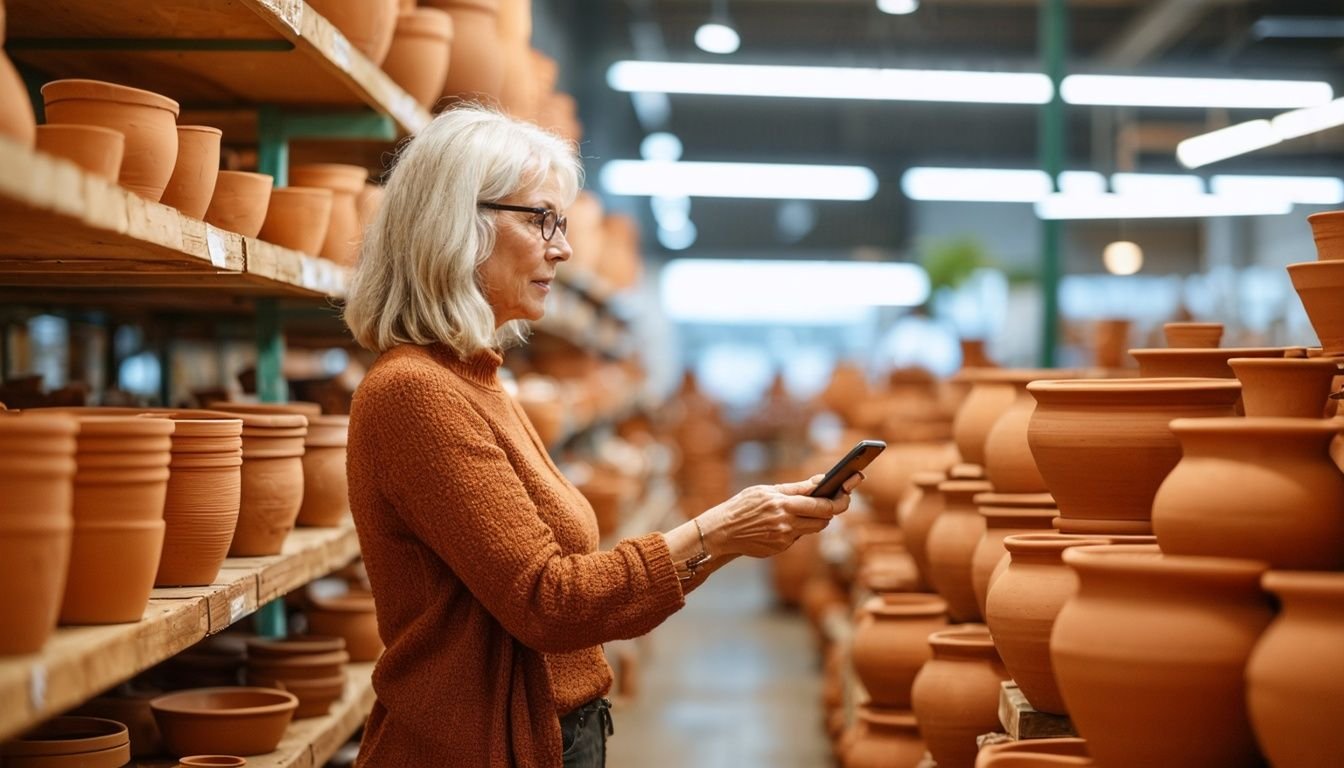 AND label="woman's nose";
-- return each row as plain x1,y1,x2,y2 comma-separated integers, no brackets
548,230,573,262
